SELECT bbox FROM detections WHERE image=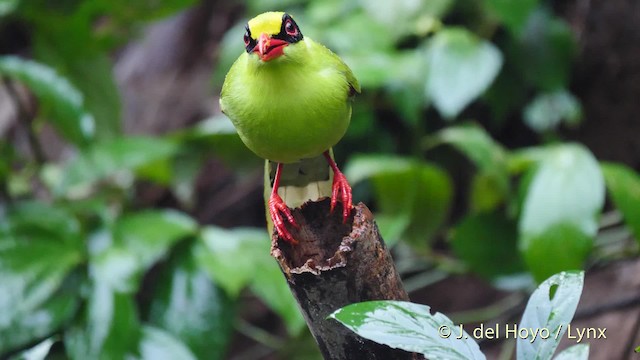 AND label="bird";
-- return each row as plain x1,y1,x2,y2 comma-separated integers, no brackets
220,11,360,244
